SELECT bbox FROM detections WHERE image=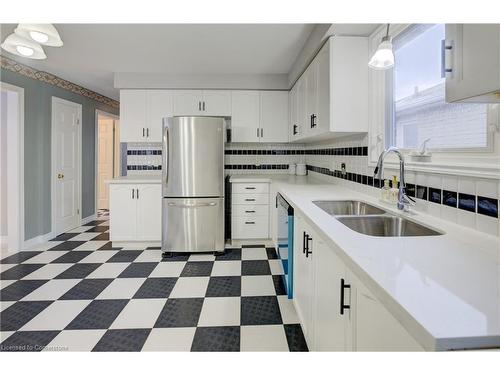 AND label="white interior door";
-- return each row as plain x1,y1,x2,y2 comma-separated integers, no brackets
52,97,81,235
97,117,114,210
